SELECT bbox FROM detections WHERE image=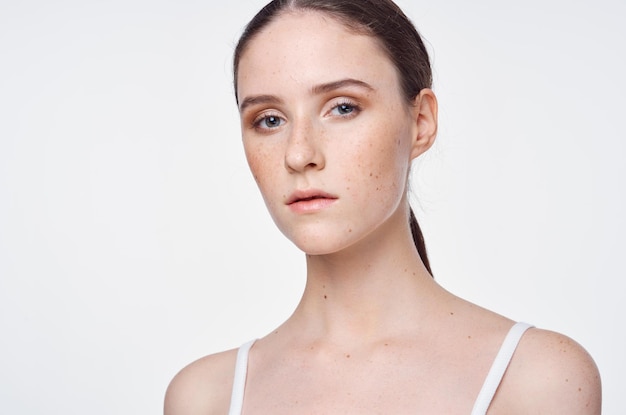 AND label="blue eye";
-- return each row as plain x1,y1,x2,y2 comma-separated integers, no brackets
263,115,282,128
330,101,360,117
337,103,354,115
254,114,284,131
